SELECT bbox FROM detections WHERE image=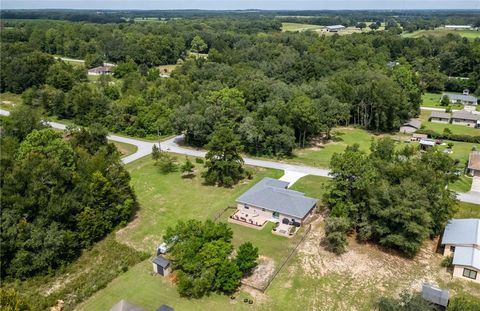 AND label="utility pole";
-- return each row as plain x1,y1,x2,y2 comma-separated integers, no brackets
157,126,162,151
